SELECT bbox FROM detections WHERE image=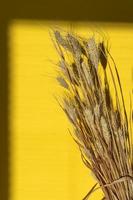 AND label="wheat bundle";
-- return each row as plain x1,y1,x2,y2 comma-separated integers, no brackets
52,30,133,199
